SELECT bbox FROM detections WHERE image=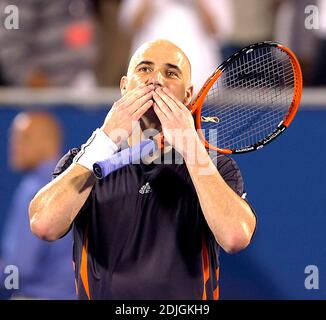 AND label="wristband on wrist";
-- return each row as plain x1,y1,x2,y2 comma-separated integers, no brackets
73,128,118,171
